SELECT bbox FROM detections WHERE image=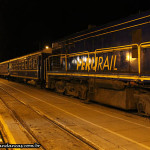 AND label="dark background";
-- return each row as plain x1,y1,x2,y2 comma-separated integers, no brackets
0,0,149,61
